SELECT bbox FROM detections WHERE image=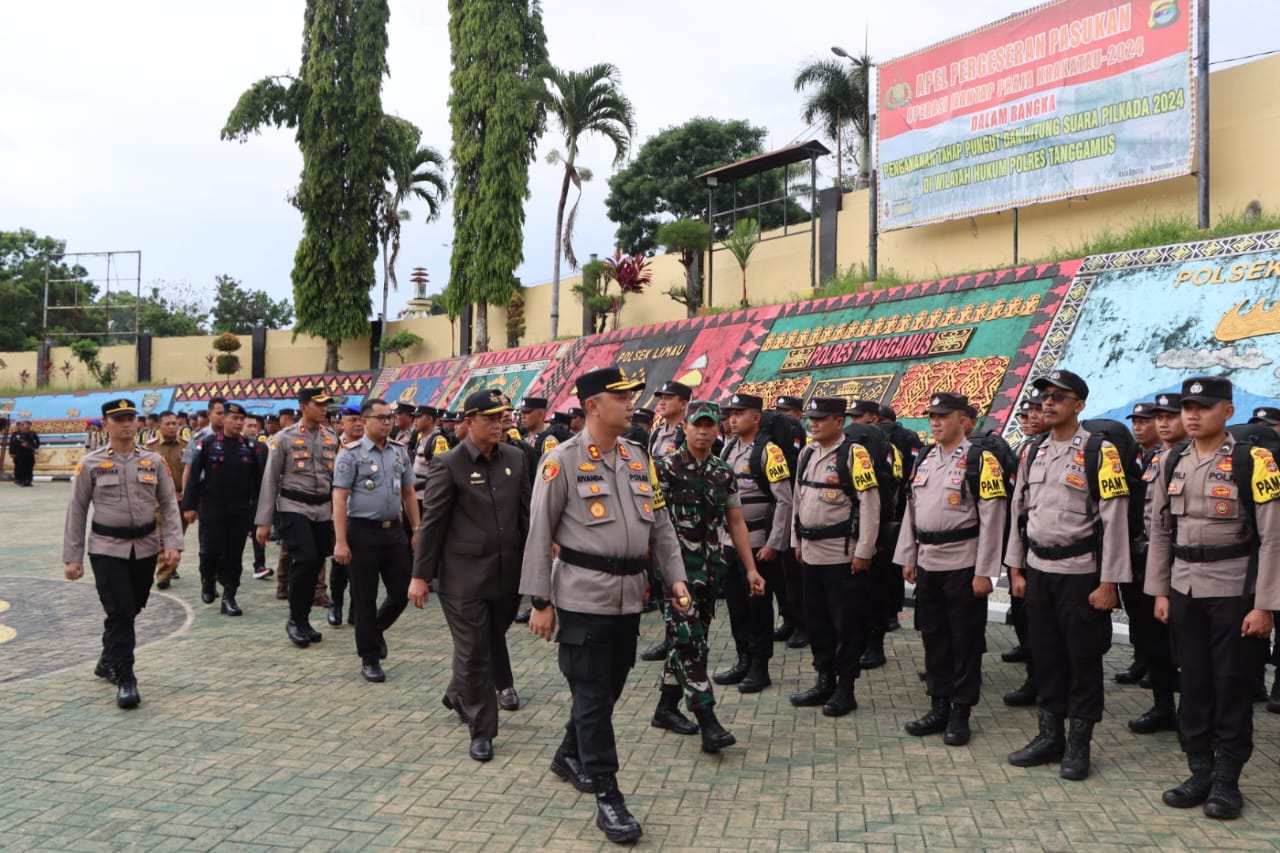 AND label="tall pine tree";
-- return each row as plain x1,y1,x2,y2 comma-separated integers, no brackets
447,0,547,352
